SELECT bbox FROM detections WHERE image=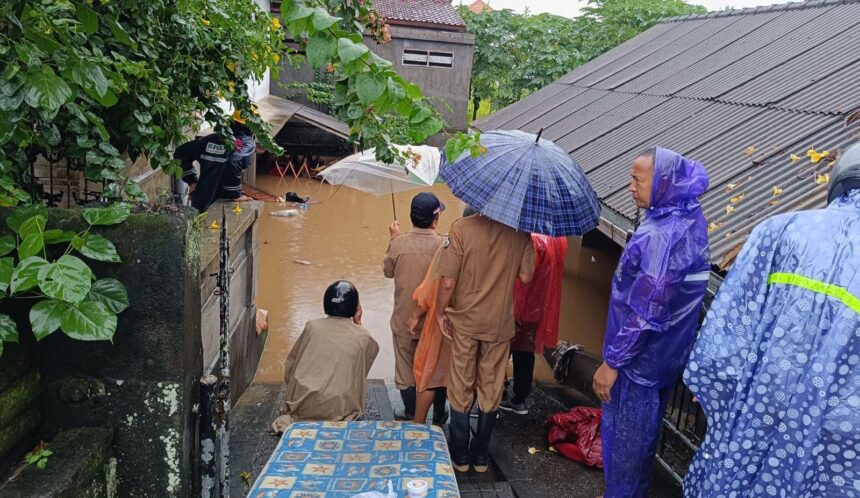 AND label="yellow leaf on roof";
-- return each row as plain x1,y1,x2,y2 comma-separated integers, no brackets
806,148,817,158
789,154,800,162
769,199,780,206
725,205,735,215
730,193,745,204
815,173,830,185
725,183,738,191
744,146,756,156
772,186,783,196
708,222,721,233
809,150,830,164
